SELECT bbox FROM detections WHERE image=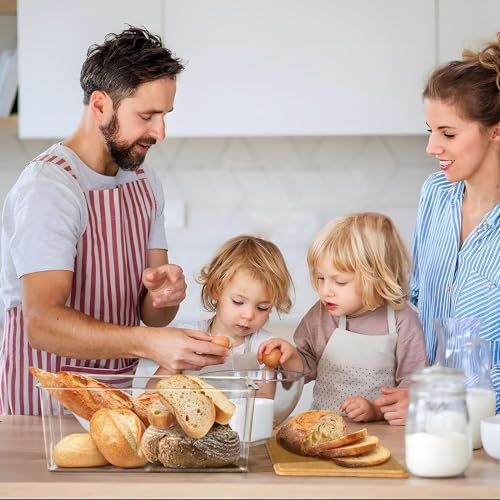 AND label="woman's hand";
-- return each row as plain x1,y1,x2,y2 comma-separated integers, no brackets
373,387,409,426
